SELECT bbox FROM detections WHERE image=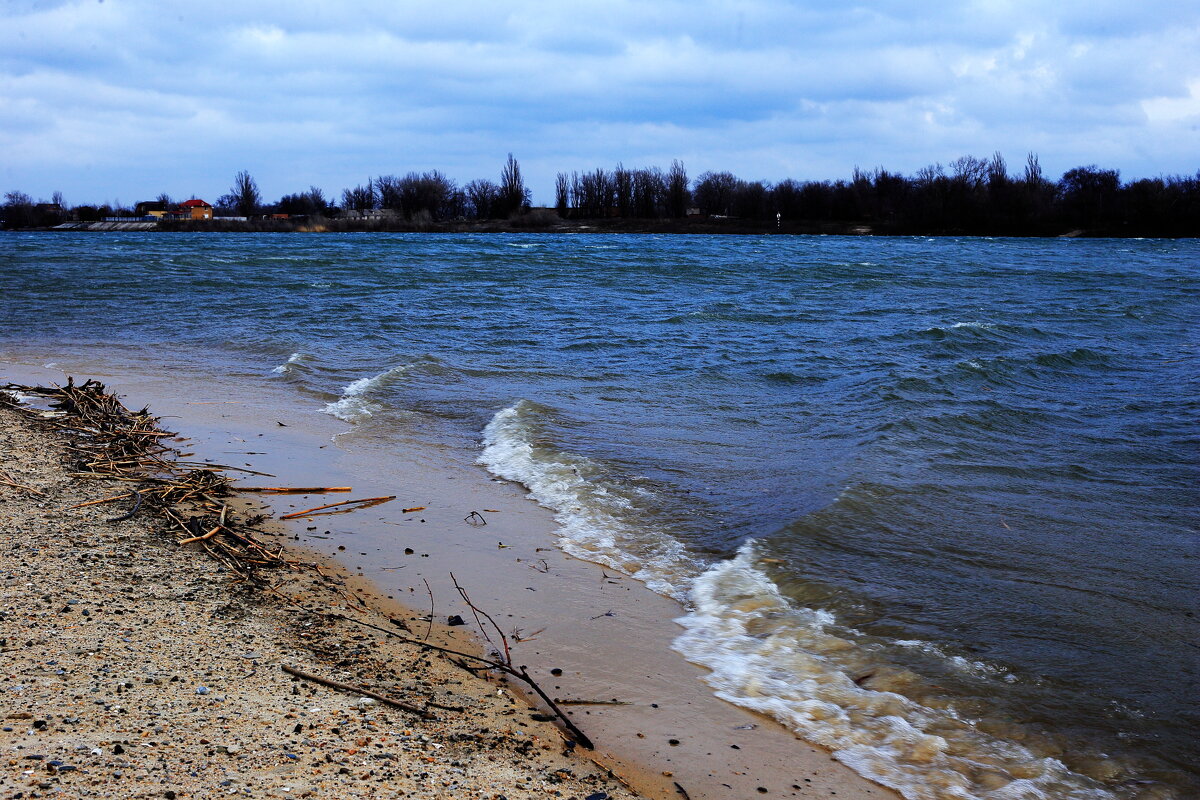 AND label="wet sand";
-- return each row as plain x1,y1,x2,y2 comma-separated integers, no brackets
1,359,896,800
